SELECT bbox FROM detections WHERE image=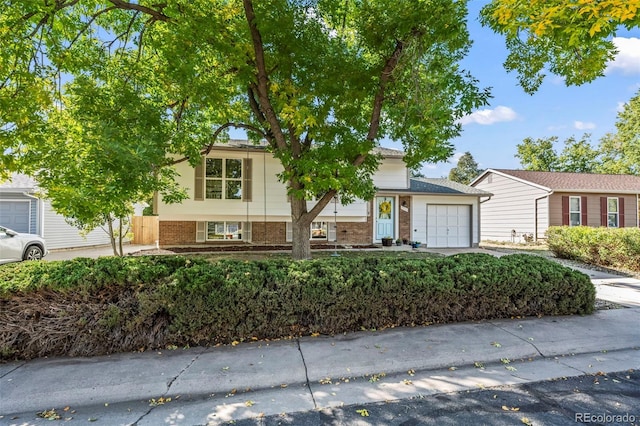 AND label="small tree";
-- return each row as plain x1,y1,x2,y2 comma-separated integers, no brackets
448,152,483,184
